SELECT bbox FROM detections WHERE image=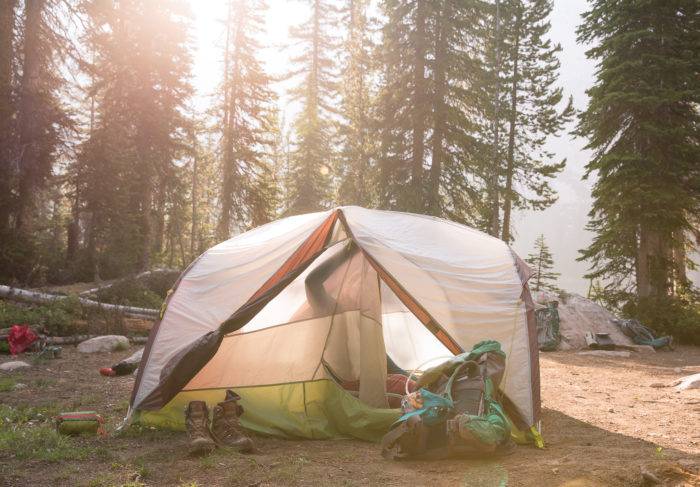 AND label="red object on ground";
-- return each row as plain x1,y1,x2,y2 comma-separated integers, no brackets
340,374,417,408
7,324,38,355
386,374,417,408
99,367,116,377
